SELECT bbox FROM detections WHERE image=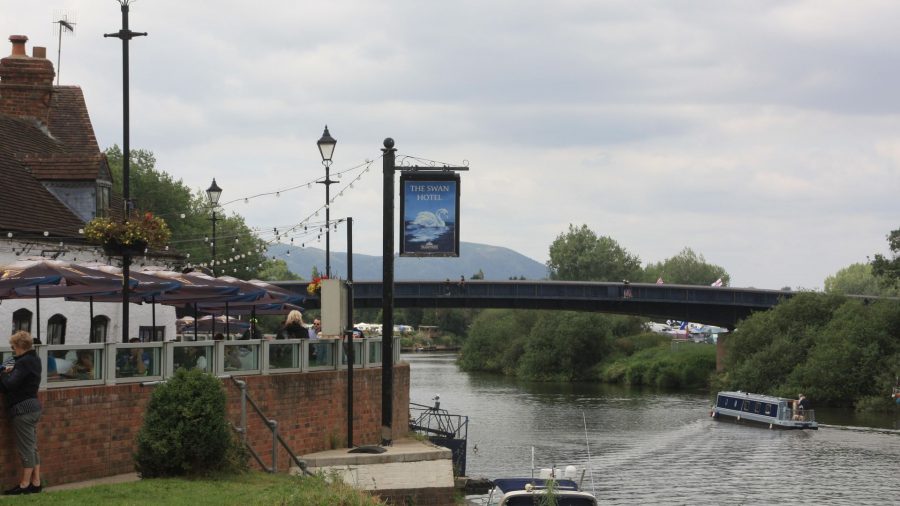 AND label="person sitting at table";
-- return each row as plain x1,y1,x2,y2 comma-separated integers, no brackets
224,345,242,371
116,338,147,377
308,319,321,339
66,351,94,380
